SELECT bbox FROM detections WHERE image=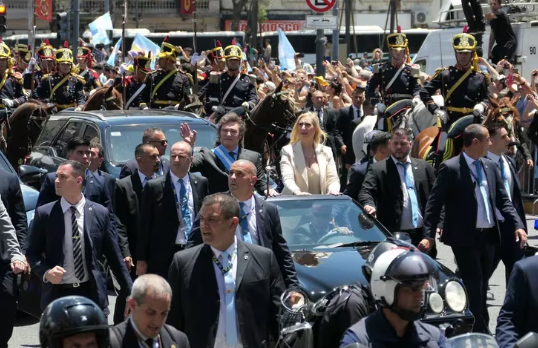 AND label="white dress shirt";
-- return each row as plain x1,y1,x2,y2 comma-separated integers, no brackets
59,196,90,284
235,195,258,245
211,237,243,348
487,151,514,222
170,171,194,245
351,104,364,120
392,156,424,230
463,152,495,228
137,170,155,188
